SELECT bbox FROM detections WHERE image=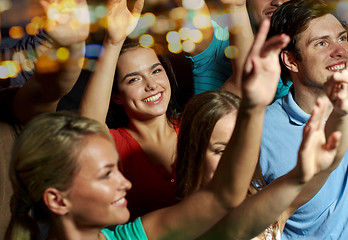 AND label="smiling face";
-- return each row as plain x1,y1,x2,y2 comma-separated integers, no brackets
289,14,348,90
115,47,171,121
204,113,237,184
66,135,132,227
247,0,290,25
